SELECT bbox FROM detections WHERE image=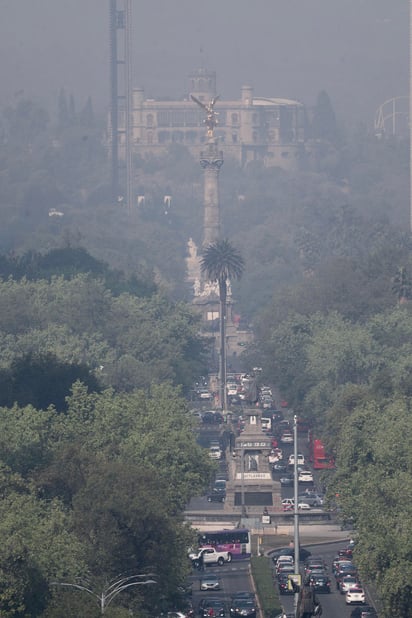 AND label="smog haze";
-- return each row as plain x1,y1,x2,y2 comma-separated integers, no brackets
0,0,407,126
